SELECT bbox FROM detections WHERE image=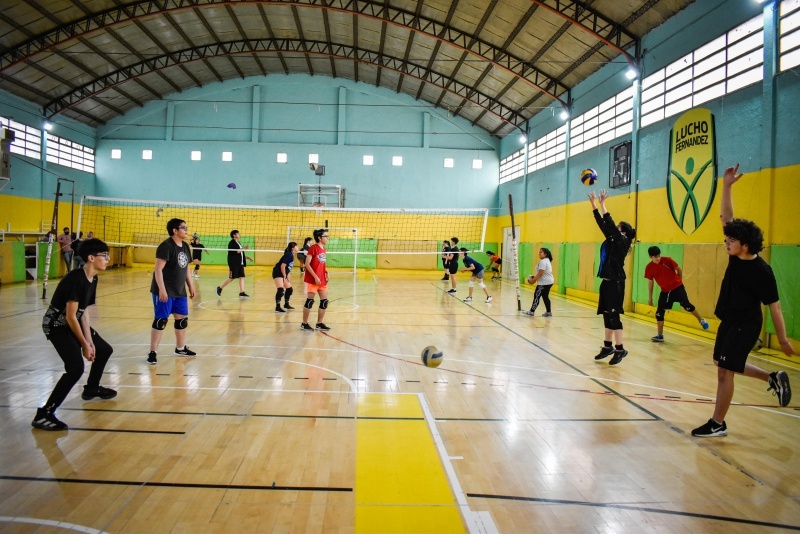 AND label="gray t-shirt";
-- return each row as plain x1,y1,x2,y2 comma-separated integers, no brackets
536,258,554,285
150,238,191,298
